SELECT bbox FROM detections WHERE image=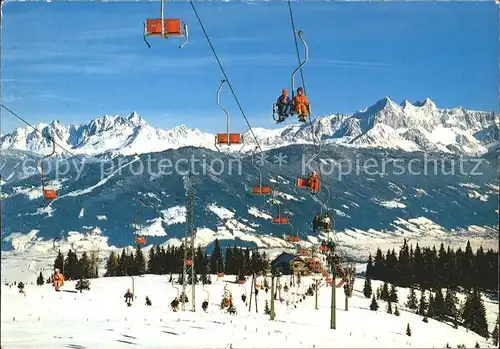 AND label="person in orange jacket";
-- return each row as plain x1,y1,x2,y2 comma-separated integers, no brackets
53,268,64,291
292,87,309,121
308,170,319,193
